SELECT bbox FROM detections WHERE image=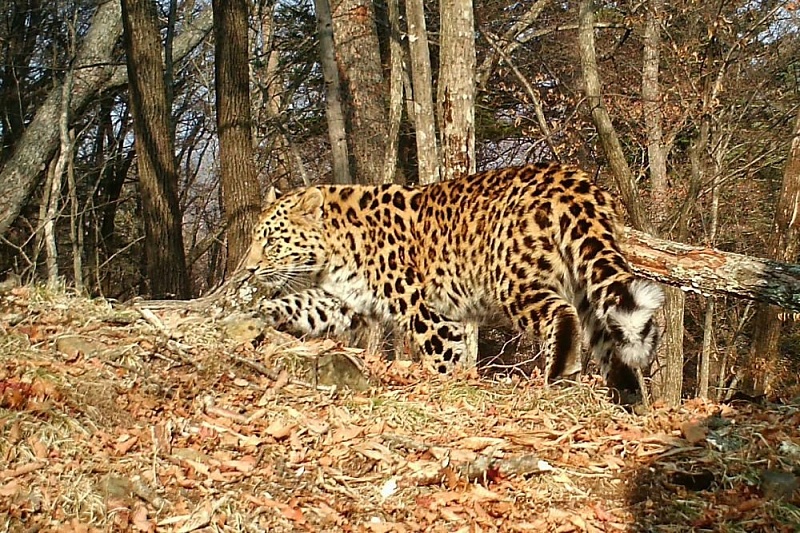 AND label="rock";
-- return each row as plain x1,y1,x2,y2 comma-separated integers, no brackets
760,470,799,500
222,313,266,344
316,353,370,391
55,335,107,359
